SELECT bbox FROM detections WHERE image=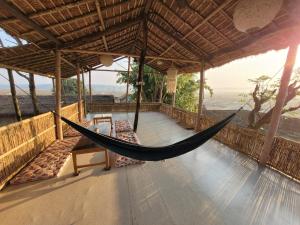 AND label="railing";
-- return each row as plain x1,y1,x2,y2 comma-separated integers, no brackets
160,104,300,182
88,102,161,113
1,102,298,188
0,102,81,189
